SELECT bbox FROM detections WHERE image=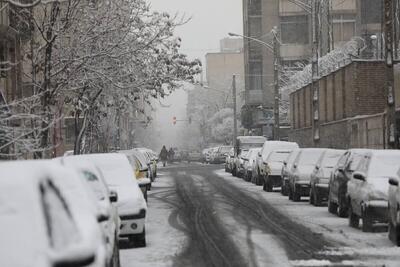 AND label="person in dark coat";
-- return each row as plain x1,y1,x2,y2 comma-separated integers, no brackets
168,148,175,163
159,145,168,167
